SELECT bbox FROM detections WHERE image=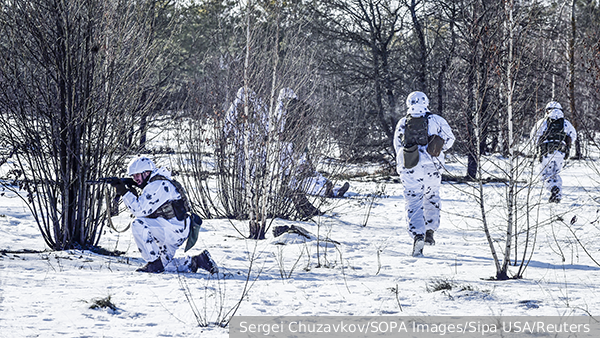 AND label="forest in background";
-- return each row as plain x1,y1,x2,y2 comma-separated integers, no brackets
0,0,599,255
169,0,600,168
